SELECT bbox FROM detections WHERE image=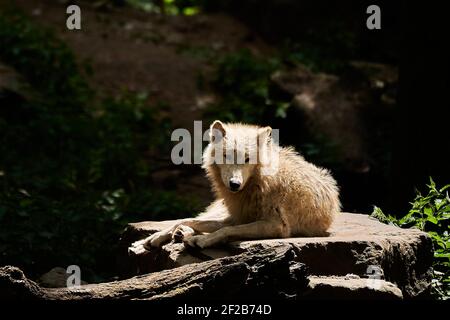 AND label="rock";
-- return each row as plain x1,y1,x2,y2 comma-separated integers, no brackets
0,246,309,300
38,267,87,288
120,212,433,299
270,63,398,174
348,61,398,94
0,62,33,100
0,266,43,300
271,66,368,172
303,275,403,300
